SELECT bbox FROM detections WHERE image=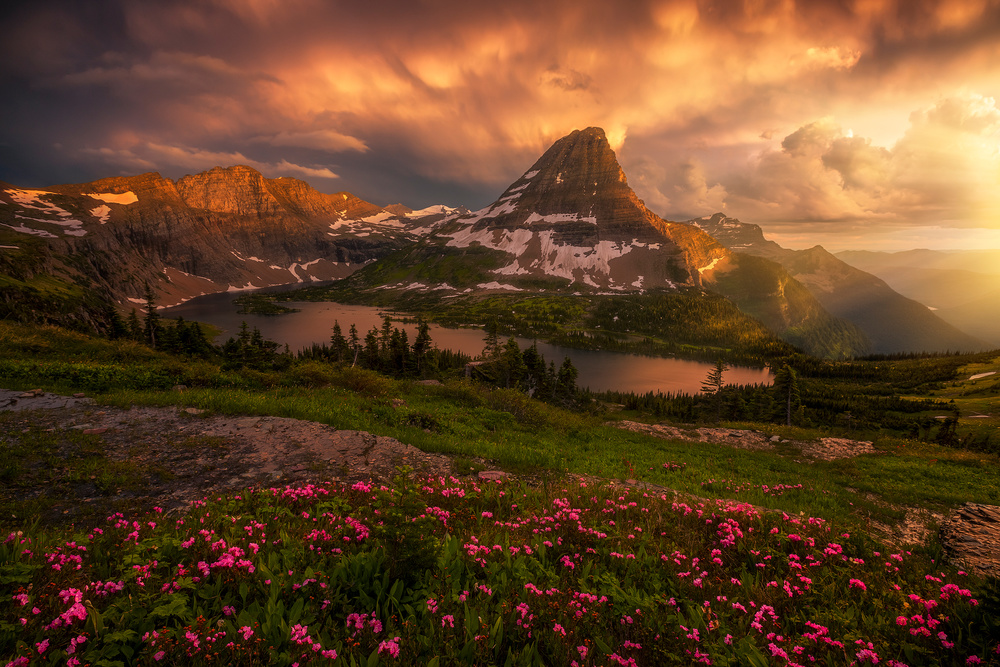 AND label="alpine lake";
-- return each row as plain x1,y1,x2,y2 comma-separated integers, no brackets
164,287,773,394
